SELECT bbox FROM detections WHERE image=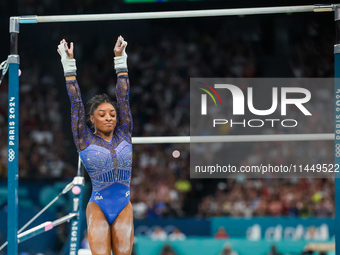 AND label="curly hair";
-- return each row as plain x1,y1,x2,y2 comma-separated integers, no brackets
86,93,117,128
